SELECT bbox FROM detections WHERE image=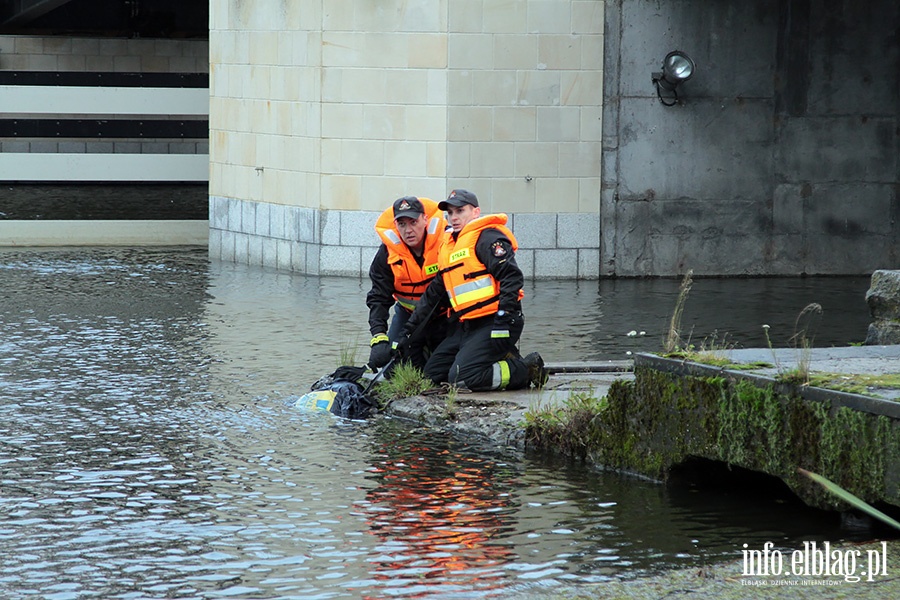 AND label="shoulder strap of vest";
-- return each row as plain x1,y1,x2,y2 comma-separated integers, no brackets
397,277,432,288
438,262,464,276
